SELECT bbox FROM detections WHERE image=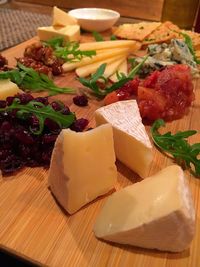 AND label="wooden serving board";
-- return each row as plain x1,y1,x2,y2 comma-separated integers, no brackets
1,38,200,267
